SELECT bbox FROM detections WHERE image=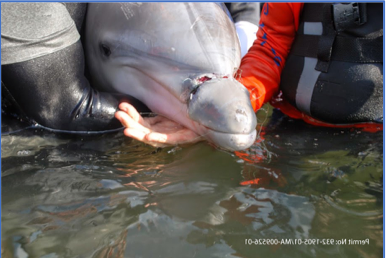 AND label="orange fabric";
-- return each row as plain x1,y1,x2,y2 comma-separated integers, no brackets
238,3,304,111
238,3,382,132
270,96,383,132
